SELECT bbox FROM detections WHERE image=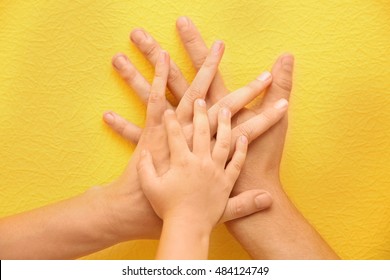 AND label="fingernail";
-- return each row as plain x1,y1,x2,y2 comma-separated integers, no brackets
177,16,189,30
165,109,175,115
255,193,272,209
220,108,231,118
211,40,223,53
113,55,128,70
273,98,288,109
256,71,272,82
281,55,294,72
103,112,115,124
131,29,147,43
240,135,248,144
197,99,206,107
